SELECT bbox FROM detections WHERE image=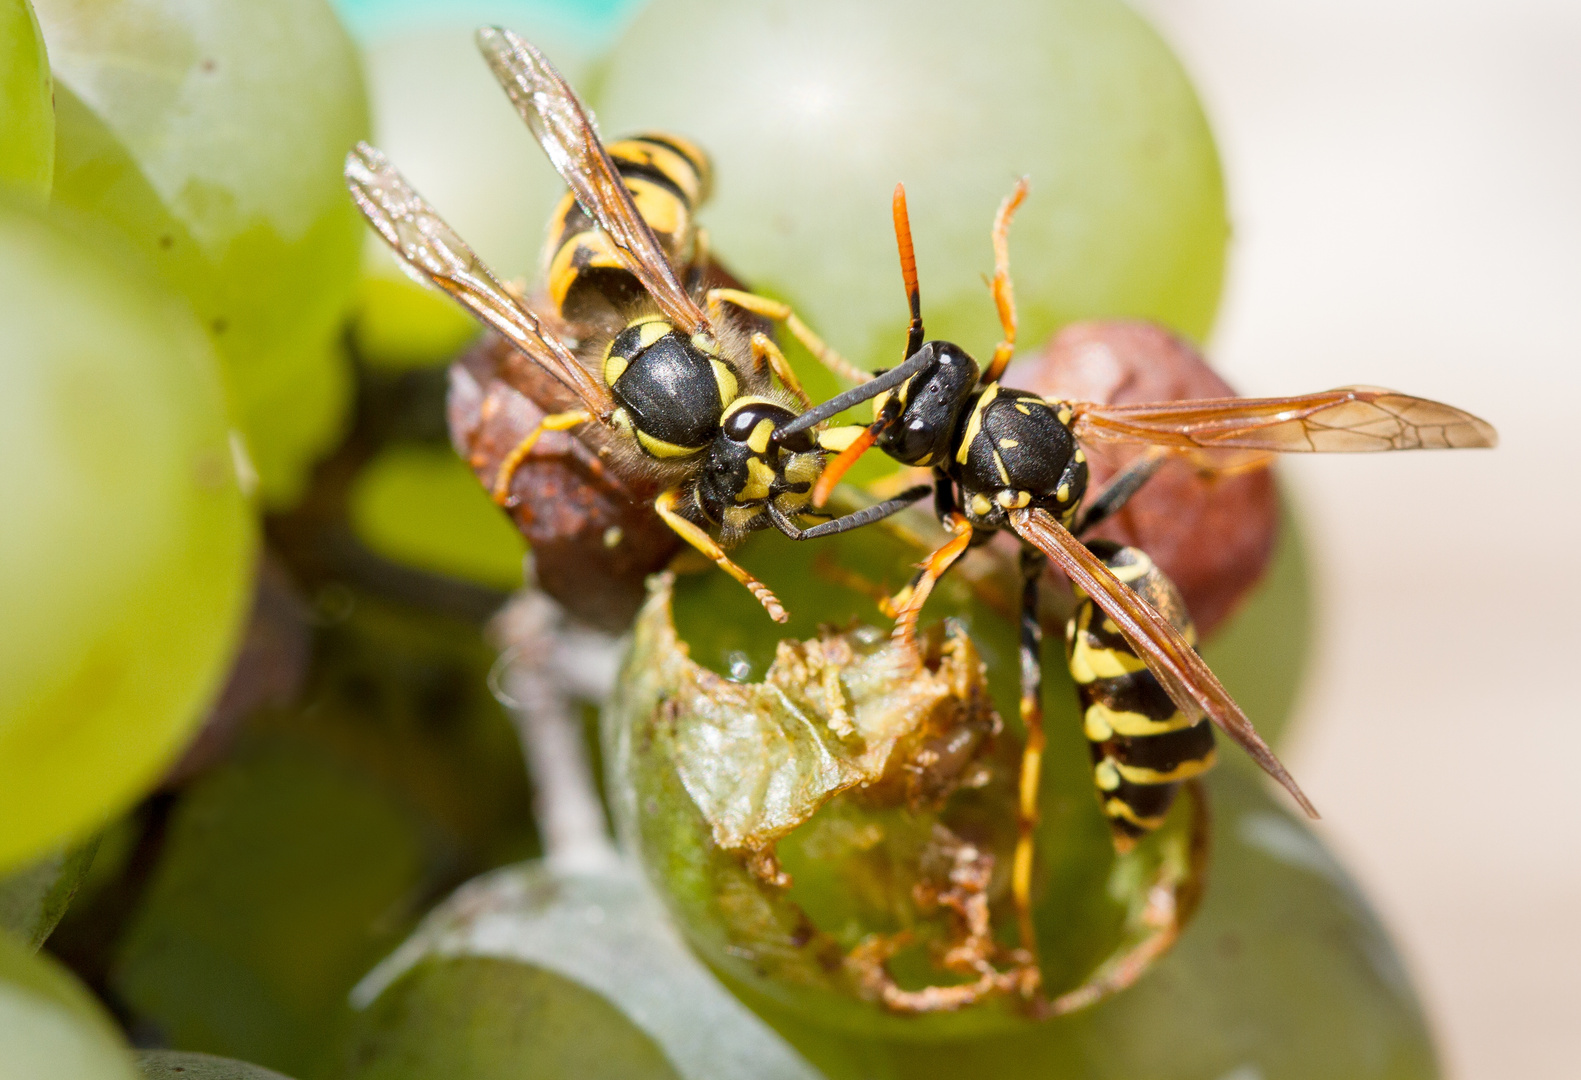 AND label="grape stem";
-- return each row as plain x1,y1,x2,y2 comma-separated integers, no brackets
489,579,621,873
